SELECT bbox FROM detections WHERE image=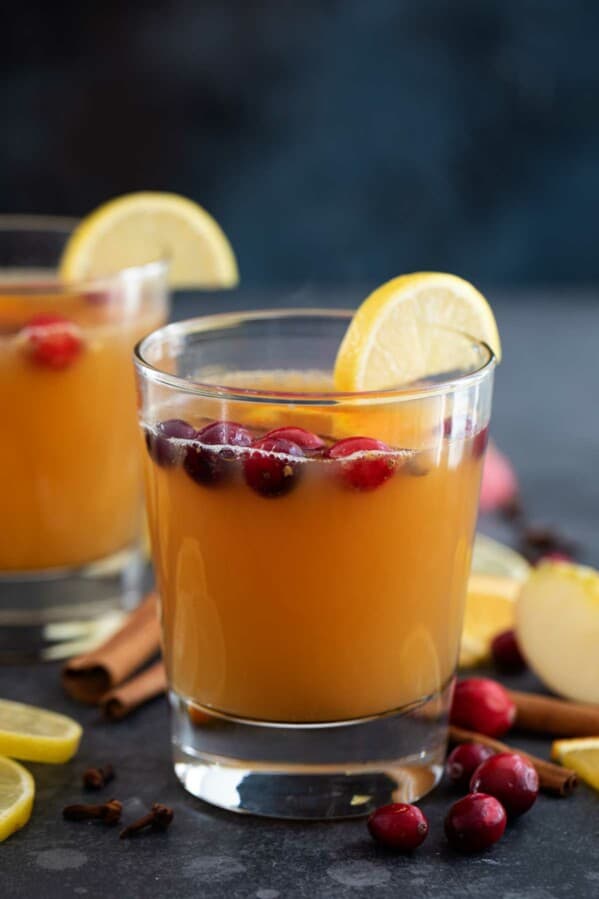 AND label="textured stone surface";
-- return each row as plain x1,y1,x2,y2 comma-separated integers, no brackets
2,290,599,898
